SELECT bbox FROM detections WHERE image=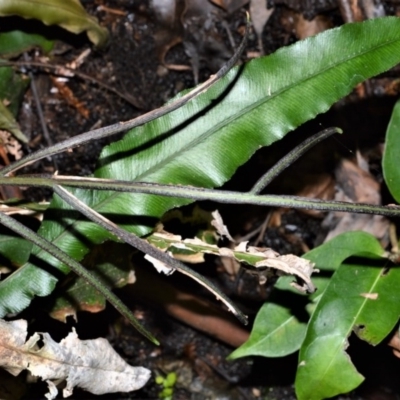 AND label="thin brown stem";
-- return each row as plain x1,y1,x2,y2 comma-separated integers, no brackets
1,59,143,109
